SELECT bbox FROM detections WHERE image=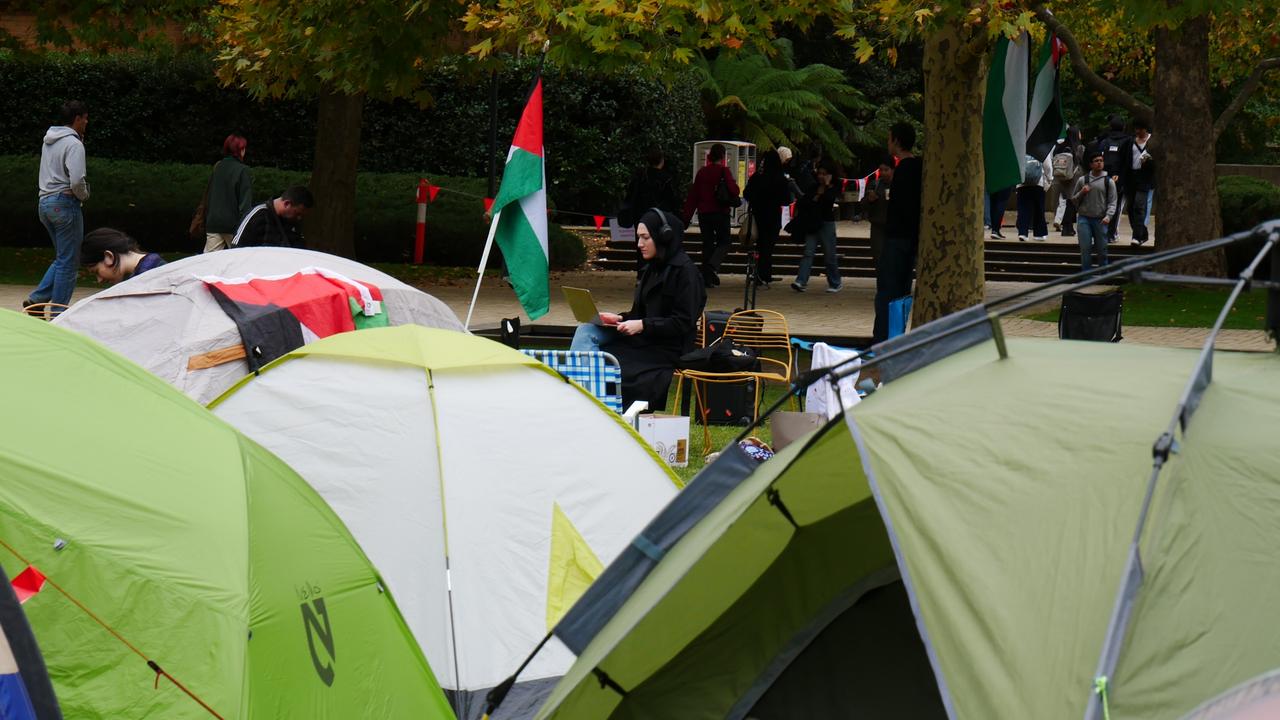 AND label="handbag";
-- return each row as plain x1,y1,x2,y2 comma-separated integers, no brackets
678,337,759,373
714,168,742,209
